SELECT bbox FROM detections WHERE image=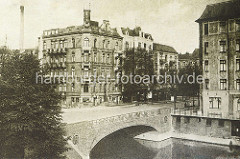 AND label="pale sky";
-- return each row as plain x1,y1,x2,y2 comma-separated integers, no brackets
0,0,228,53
